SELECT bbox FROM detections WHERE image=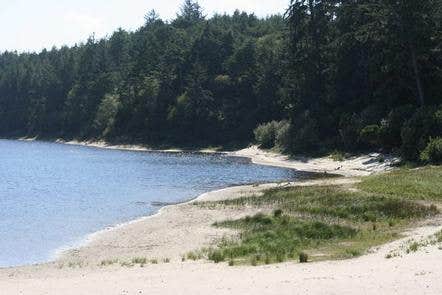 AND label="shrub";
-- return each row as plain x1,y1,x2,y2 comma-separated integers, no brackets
250,256,258,266
93,94,121,137
131,257,147,264
360,125,381,147
338,113,362,150
401,107,440,161
408,242,420,253
360,105,385,126
299,252,308,263
208,251,225,263
345,249,361,257
330,150,345,162
291,112,320,153
381,105,414,148
254,120,290,149
273,209,283,218
254,121,279,148
275,120,291,151
420,137,442,164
